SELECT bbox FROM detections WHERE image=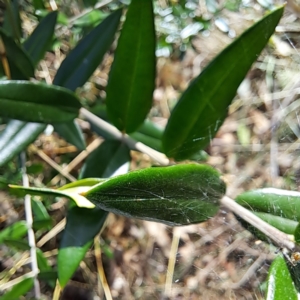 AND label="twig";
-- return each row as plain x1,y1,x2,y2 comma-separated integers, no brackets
20,152,41,298
94,235,112,300
50,137,102,186
30,144,76,182
80,108,170,166
165,227,181,297
220,196,296,252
